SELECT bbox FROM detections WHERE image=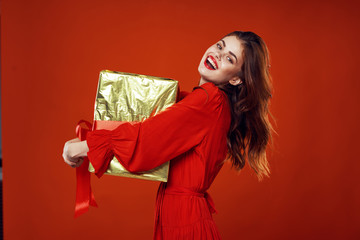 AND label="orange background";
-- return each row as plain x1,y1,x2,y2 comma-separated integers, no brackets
2,0,360,239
